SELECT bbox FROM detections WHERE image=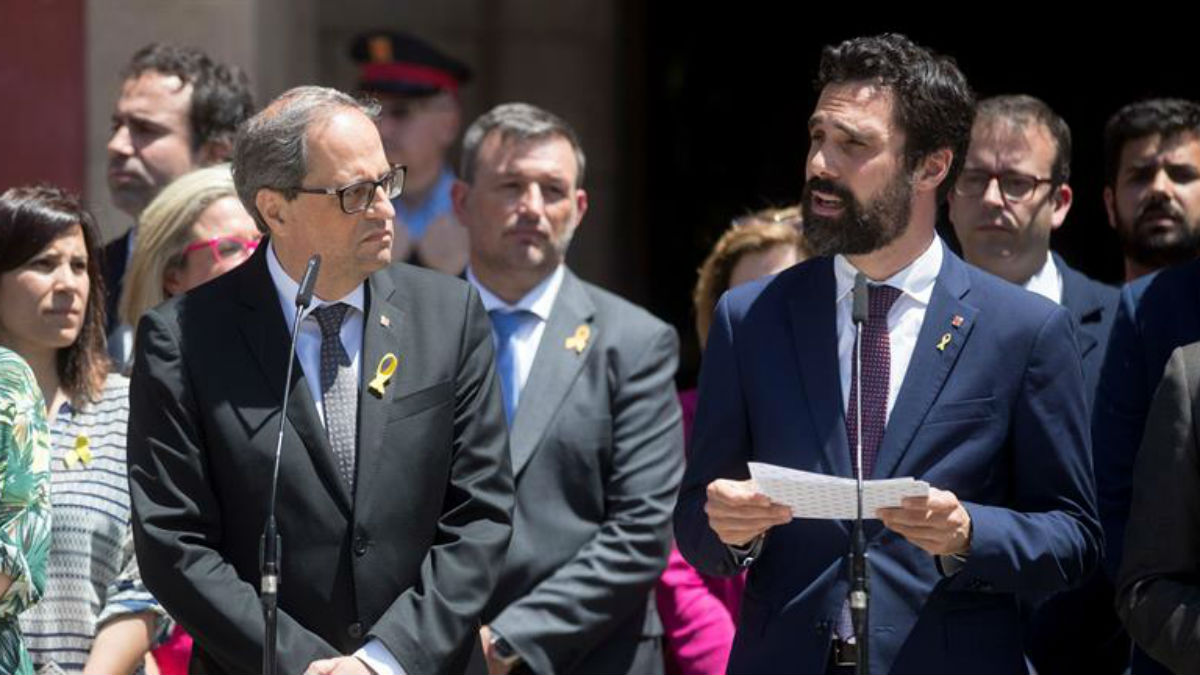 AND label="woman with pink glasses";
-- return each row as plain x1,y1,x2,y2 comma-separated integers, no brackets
114,165,260,374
